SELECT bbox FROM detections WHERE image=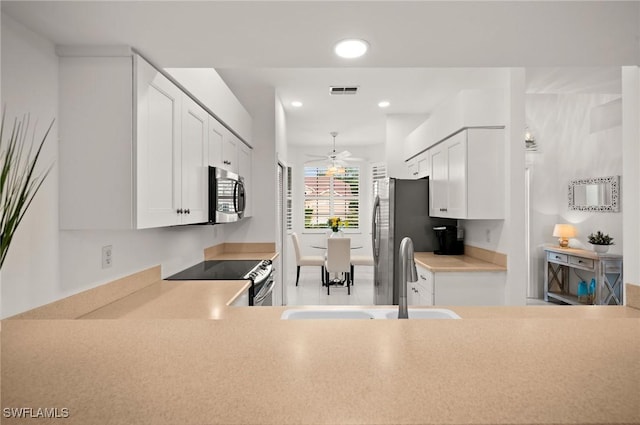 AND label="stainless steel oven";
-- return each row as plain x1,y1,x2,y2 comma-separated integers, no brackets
252,272,274,306
209,167,246,224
